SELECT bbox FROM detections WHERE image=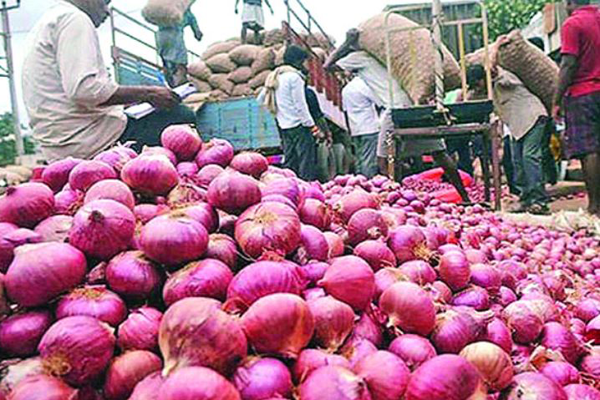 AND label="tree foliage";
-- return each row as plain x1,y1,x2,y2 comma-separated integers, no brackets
0,113,36,166
483,0,555,41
